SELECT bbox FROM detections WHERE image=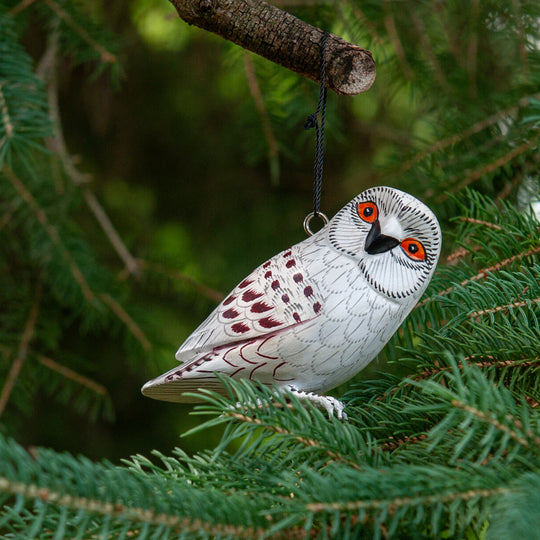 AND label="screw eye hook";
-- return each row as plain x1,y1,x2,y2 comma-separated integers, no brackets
303,211,329,236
